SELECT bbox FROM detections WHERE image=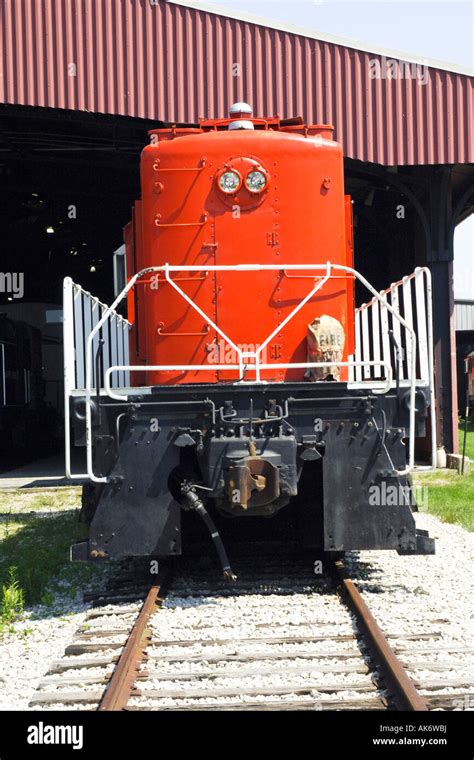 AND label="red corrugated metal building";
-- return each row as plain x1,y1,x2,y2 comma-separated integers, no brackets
0,0,473,451
1,0,472,165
